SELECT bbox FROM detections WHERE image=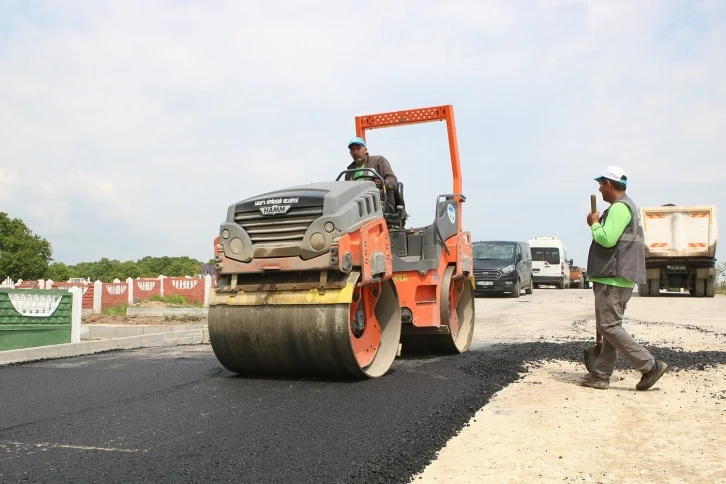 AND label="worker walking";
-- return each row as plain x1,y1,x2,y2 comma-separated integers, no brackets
581,166,668,391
